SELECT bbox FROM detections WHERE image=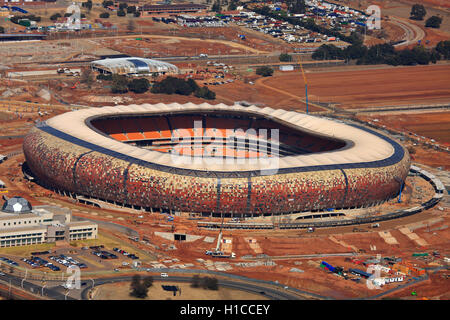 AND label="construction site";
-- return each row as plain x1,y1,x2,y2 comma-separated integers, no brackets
0,0,449,302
